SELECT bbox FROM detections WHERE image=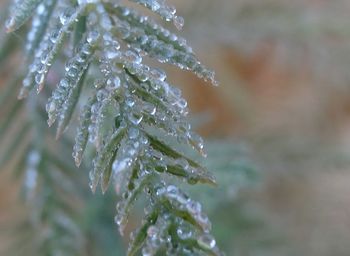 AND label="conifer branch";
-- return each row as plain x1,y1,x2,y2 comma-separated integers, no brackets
2,0,223,255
